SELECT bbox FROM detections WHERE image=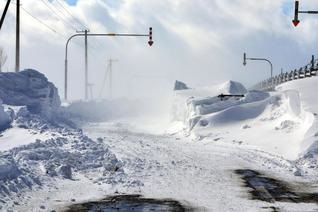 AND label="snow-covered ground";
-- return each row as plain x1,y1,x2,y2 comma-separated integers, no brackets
1,70,318,211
